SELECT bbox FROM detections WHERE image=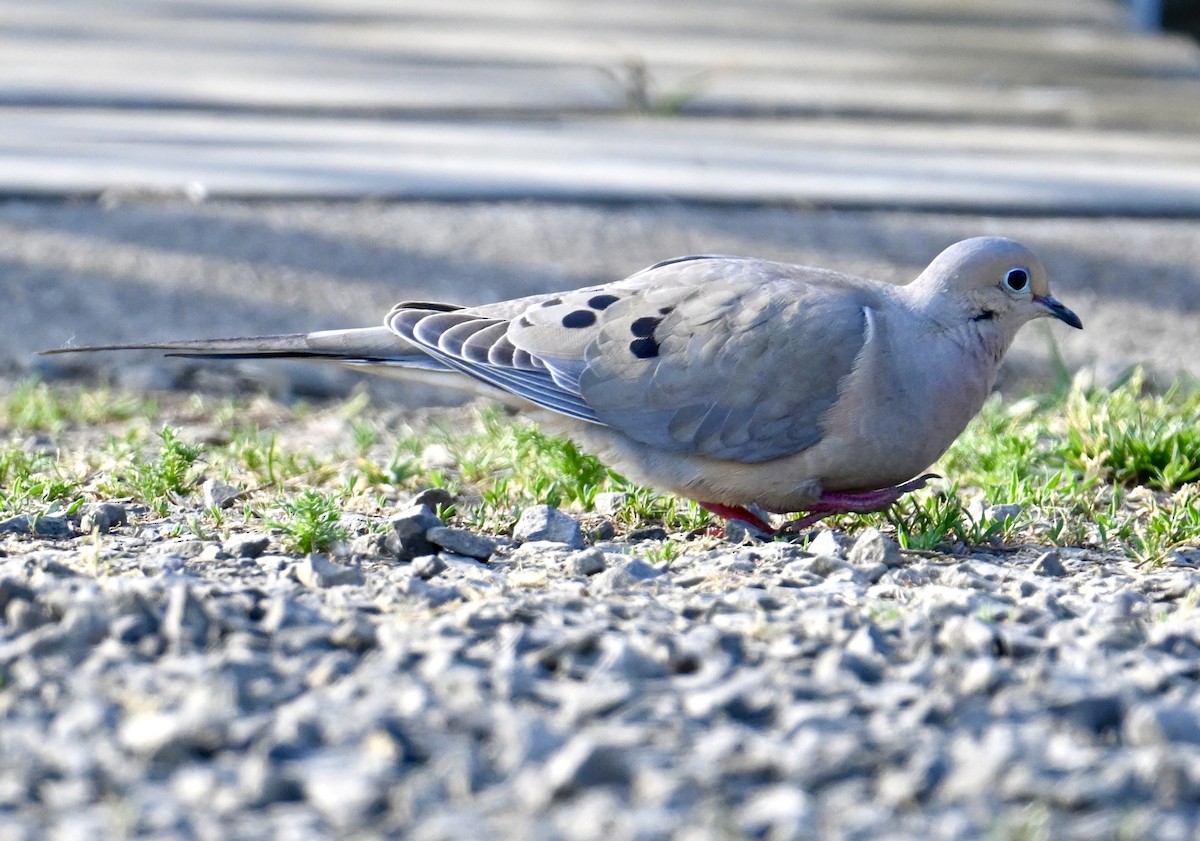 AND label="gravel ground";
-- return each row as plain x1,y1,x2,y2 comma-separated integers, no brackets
2,406,1200,841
